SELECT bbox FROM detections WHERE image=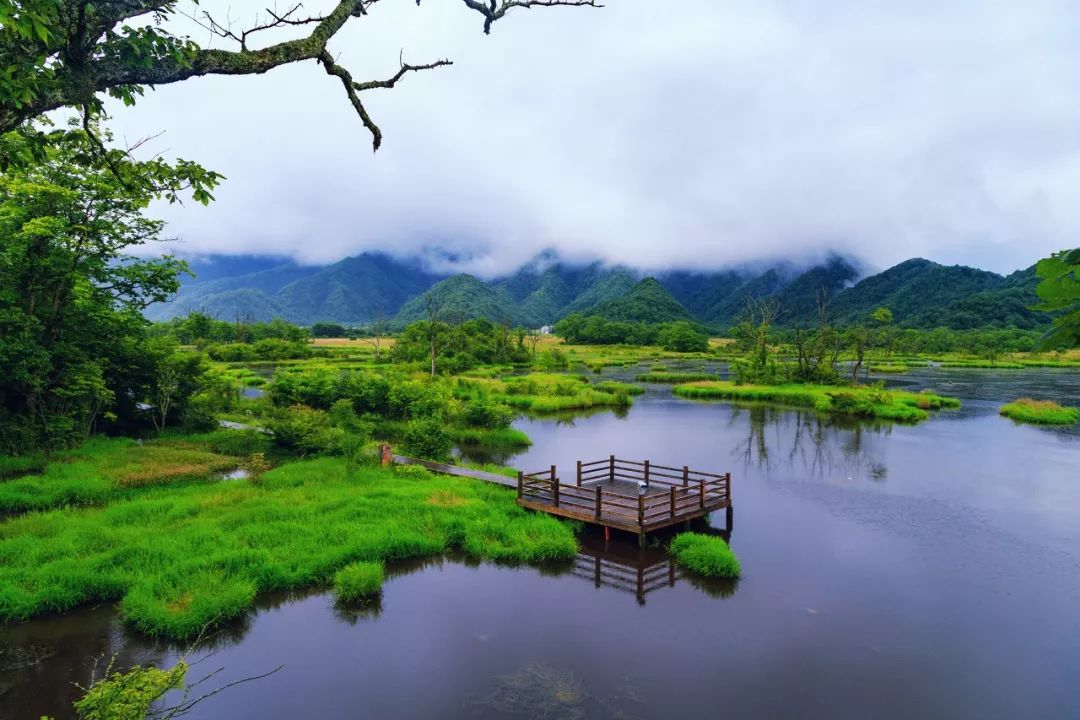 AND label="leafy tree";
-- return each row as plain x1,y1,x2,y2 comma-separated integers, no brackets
1034,248,1080,349
658,321,709,352
311,322,347,338
0,122,214,452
